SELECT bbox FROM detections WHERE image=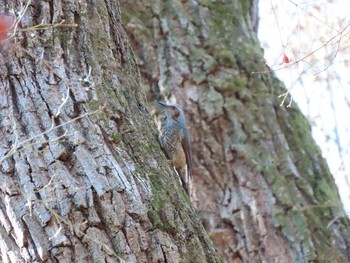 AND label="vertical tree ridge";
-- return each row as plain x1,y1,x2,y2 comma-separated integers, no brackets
0,0,219,262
